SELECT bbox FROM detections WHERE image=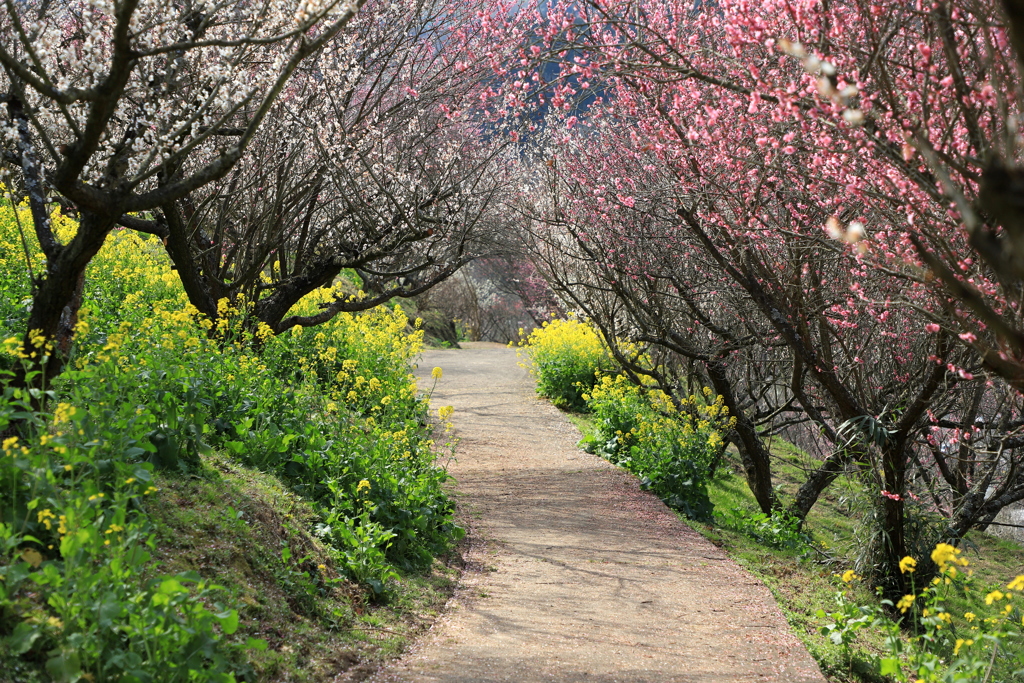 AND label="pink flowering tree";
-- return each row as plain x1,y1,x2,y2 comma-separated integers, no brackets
506,0,1024,591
